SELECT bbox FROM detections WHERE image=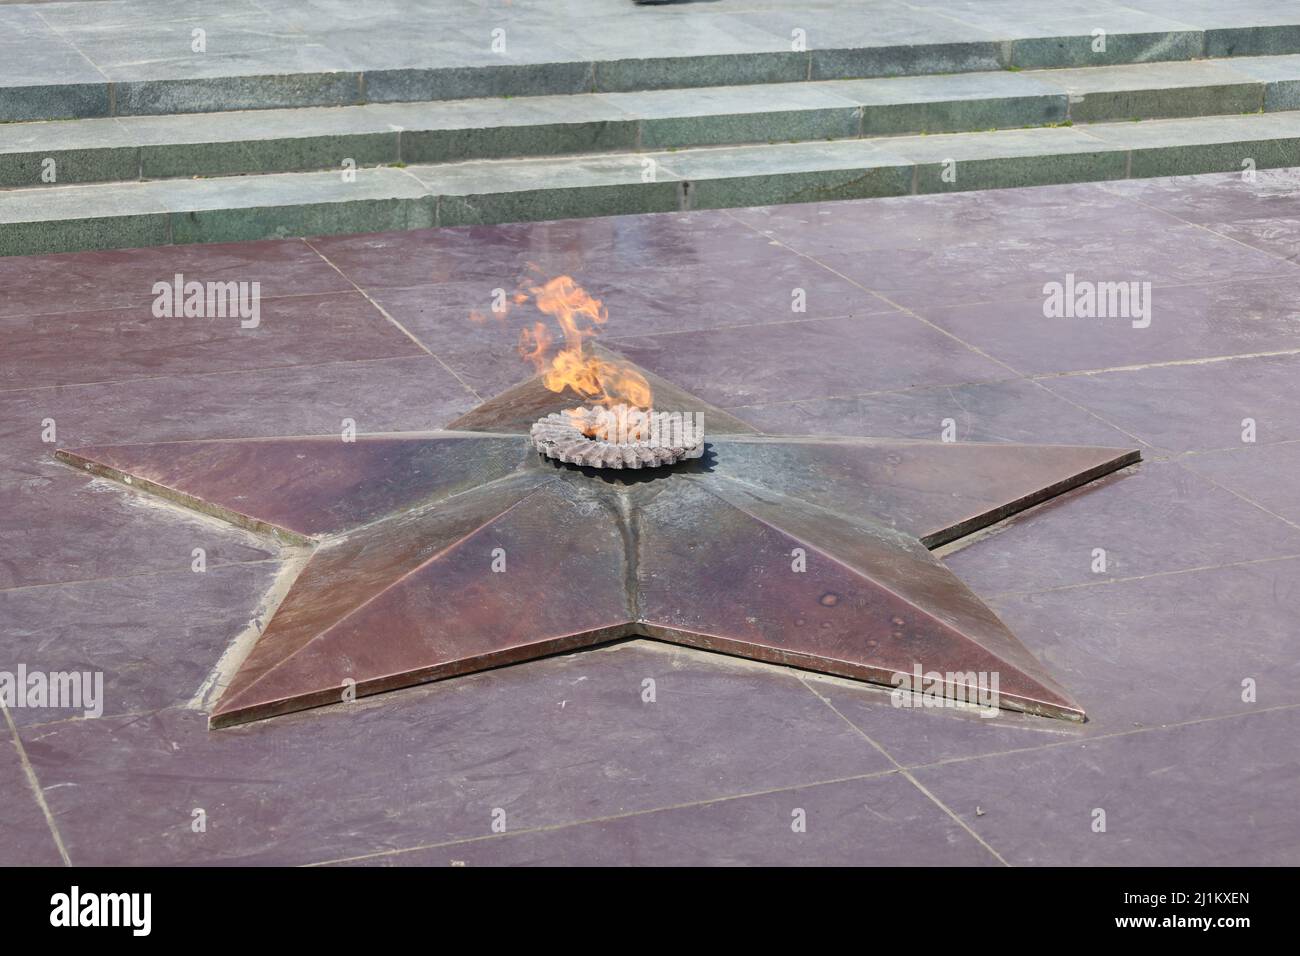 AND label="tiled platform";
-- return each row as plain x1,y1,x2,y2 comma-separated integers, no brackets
3,170,1299,865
